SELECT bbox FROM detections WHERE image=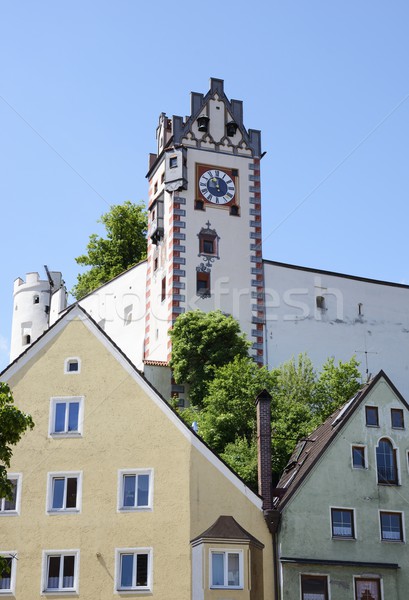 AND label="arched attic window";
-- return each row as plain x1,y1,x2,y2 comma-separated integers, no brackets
376,438,398,485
